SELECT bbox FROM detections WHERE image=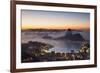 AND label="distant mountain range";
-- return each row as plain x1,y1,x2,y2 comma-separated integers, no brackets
40,29,85,41
22,29,89,41
22,29,85,32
